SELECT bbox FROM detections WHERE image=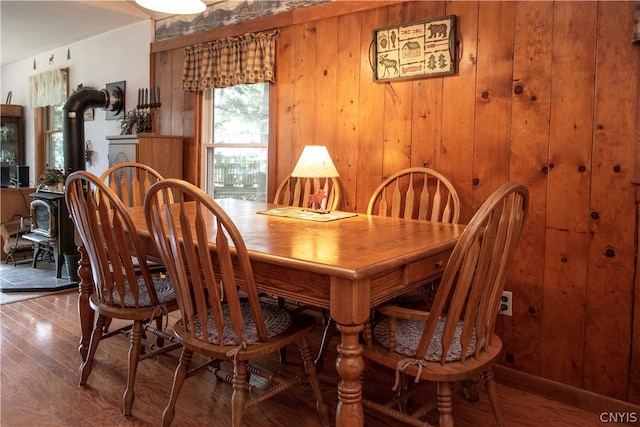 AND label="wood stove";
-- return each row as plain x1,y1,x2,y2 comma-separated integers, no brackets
30,198,57,238
22,191,76,281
